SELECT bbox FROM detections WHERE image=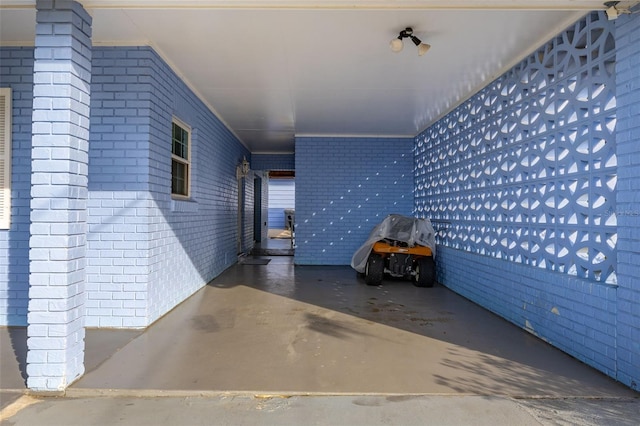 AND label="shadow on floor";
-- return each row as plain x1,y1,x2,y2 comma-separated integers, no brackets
70,257,636,397
0,326,143,392
0,327,27,390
